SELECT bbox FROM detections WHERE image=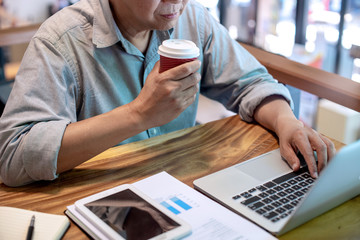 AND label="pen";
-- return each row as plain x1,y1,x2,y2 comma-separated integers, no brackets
26,215,35,240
